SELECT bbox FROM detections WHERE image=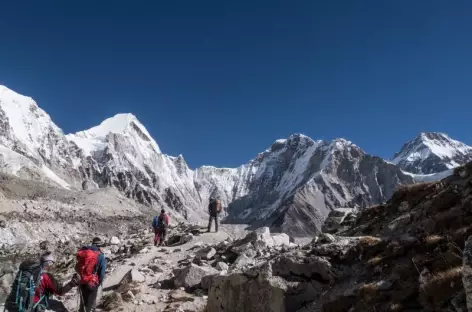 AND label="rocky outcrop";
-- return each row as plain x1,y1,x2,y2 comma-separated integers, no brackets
463,236,472,311
173,264,218,288
204,162,472,312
